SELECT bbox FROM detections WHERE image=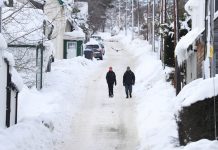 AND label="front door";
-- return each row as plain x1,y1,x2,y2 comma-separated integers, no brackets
67,41,77,59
